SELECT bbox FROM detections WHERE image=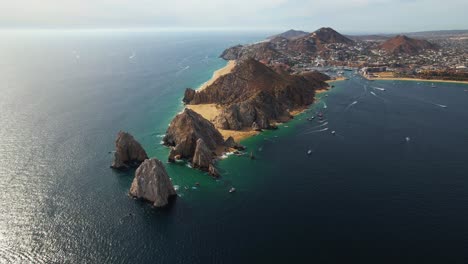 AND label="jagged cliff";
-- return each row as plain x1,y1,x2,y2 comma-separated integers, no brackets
162,108,227,177
111,131,148,170
129,158,176,207
183,59,328,130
